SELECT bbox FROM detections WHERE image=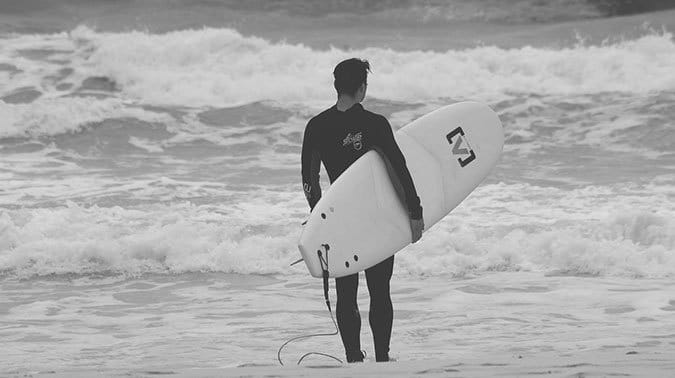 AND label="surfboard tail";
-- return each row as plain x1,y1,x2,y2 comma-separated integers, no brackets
297,243,323,278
